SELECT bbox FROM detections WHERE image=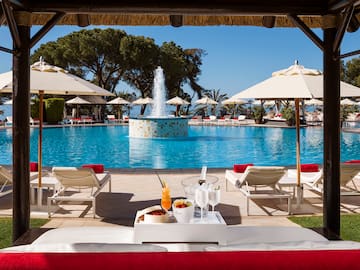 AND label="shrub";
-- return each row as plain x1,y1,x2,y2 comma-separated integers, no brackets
45,98,65,123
